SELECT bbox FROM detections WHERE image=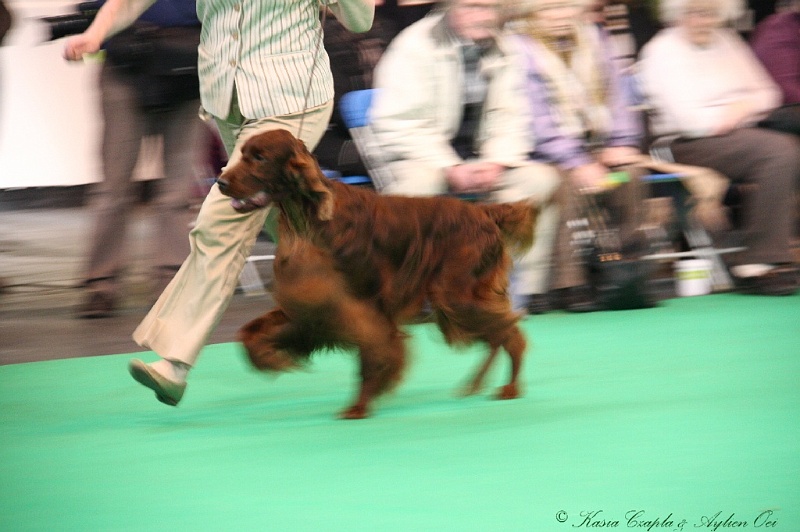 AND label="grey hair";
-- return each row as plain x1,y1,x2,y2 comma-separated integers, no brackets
658,0,746,24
